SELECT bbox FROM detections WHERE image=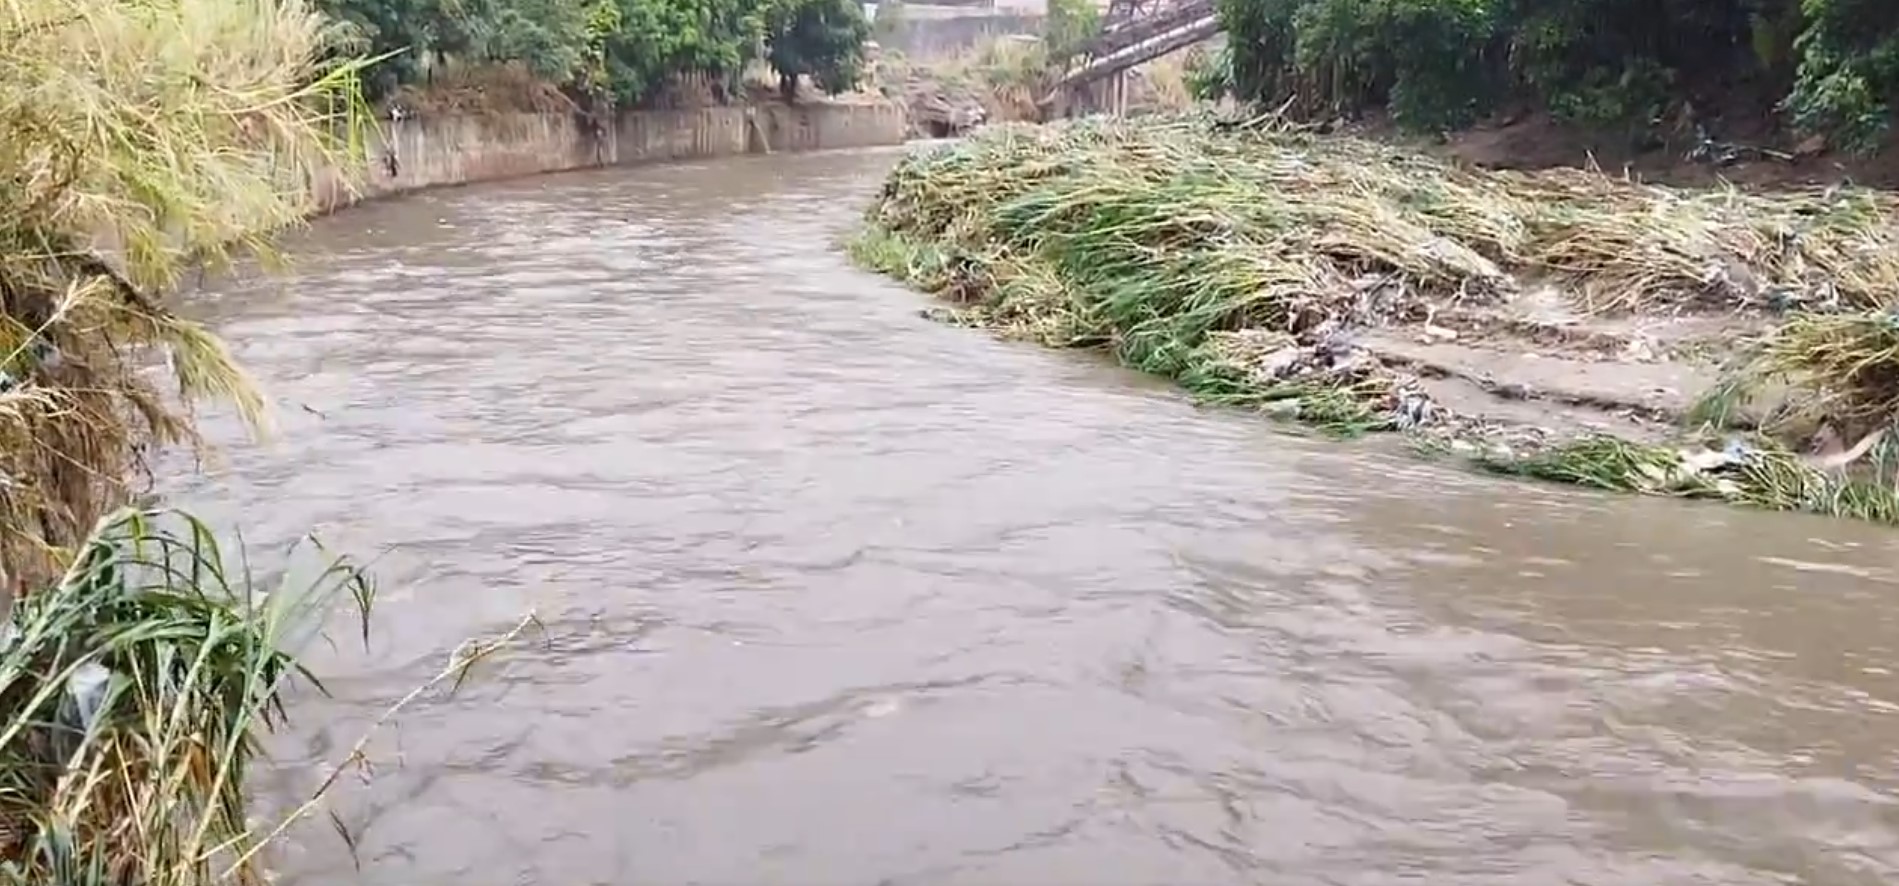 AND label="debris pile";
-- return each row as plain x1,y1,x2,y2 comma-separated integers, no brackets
852,114,1899,521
